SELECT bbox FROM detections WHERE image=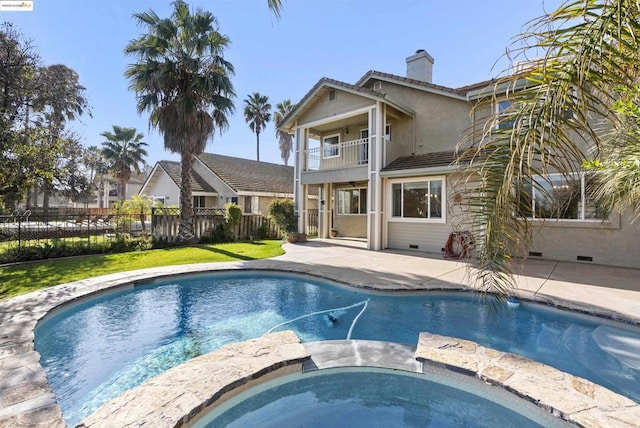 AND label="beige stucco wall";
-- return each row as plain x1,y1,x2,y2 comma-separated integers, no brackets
298,89,374,126
529,212,640,268
333,213,367,238
361,80,471,164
